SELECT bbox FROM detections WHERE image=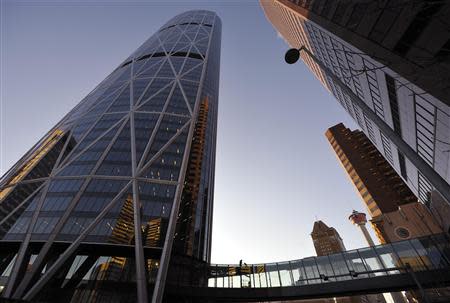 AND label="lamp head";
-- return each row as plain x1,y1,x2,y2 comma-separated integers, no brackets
285,48,300,64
